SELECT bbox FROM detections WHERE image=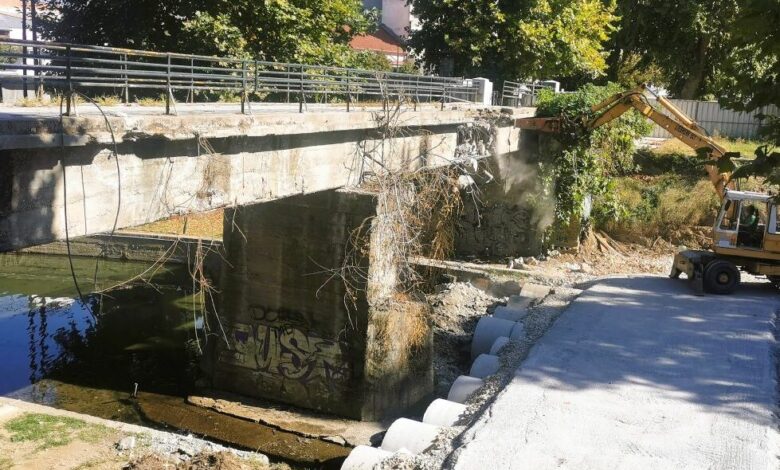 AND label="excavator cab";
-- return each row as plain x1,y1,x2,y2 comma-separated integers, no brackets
713,191,780,255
